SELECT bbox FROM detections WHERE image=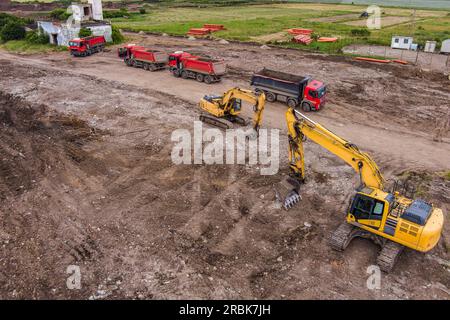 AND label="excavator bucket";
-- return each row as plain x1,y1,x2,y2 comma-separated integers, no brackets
274,176,302,210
